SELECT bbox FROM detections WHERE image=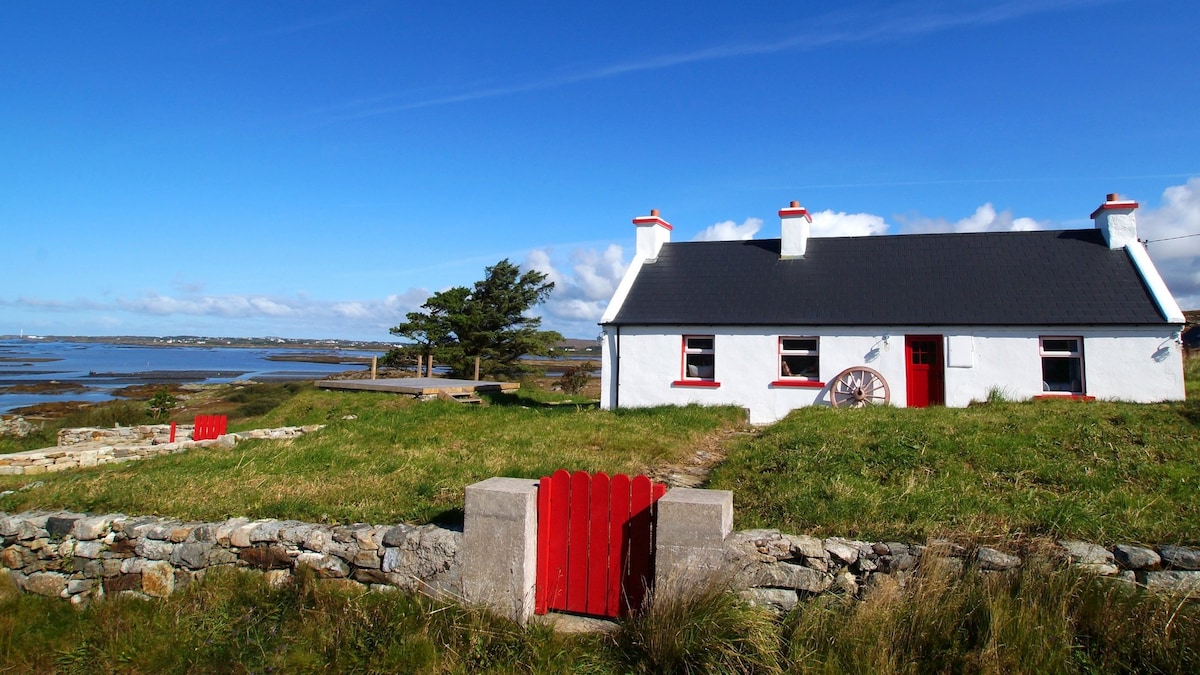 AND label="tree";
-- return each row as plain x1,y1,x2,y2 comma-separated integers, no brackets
384,259,563,379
